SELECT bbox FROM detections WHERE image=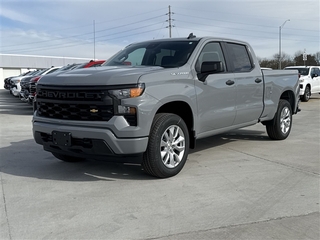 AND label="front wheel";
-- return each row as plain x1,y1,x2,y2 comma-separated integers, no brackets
266,99,292,140
142,113,190,178
301,85,311,102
